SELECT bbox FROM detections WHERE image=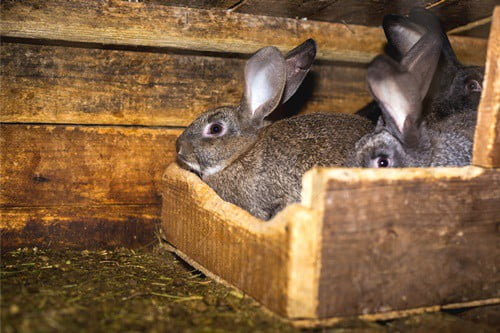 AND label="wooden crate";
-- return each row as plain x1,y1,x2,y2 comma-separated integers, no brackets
160,7,500,325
